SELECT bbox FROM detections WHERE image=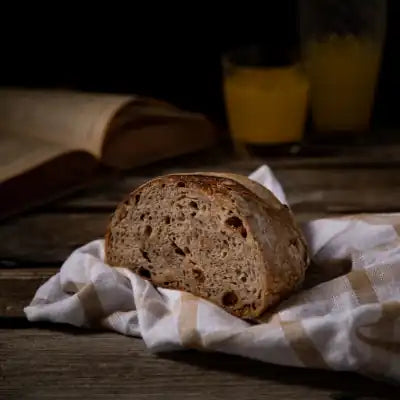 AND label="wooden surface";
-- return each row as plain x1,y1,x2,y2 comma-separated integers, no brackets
1,147,400,399
1,328,396,400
